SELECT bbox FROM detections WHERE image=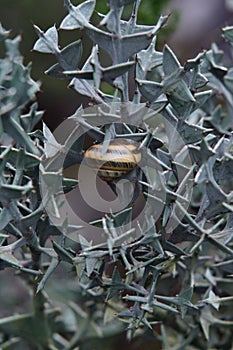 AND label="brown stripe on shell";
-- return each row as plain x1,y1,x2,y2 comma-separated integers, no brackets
84,138,141,181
